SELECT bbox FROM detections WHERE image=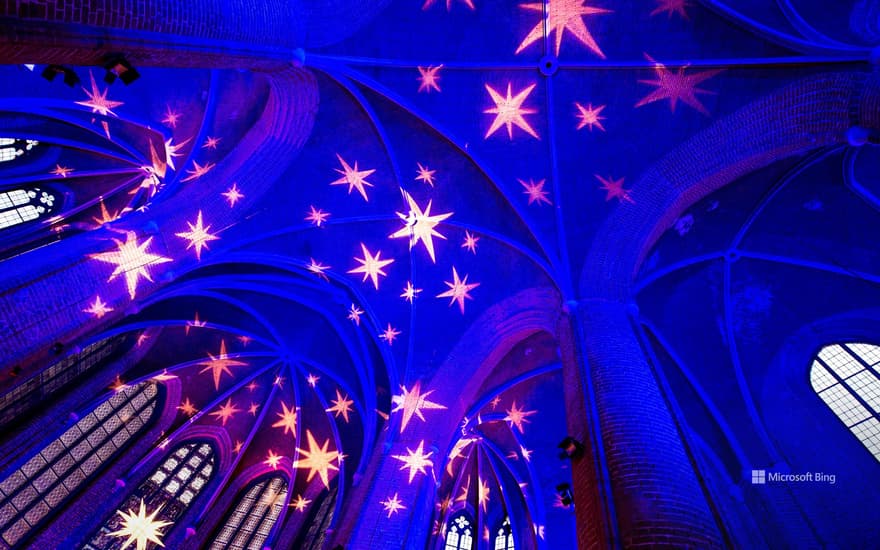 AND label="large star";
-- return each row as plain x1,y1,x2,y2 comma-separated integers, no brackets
198,340,247,390
484,83,540,140
331,154,375,202
272,402,298,435
516,0,612,57
504,401,538,433
209,397,242,426
108,499,171,550
388,191,452,263
164,137,189,172
391,381,447,433
89,231,172,300
595,174,634,204
392,440,434,483
175,210,219,261
635,55,723,115
325,388,354,423
381,493,407,517
76,71,124,116
478,477,491,512
348,243,394,290
294,430,340,489
437,266,480,314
